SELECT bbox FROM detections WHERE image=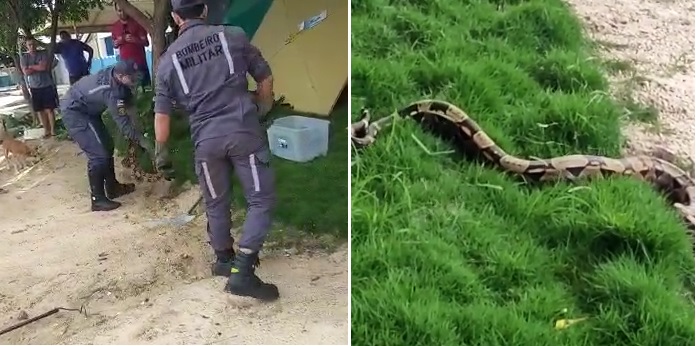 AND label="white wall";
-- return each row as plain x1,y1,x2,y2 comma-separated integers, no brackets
52,58,70,85
94,32,112,59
